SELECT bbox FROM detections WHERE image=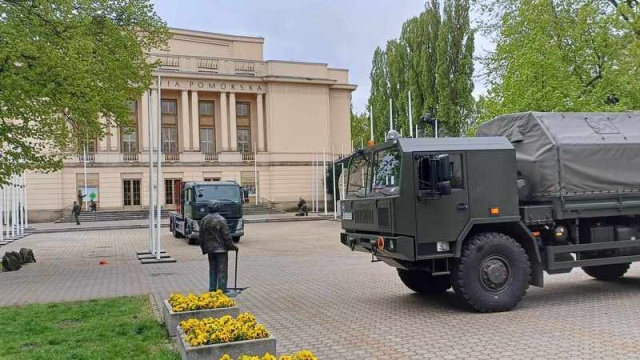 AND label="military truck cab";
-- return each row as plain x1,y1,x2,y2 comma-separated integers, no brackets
169,181,244,245
341,112,640,312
